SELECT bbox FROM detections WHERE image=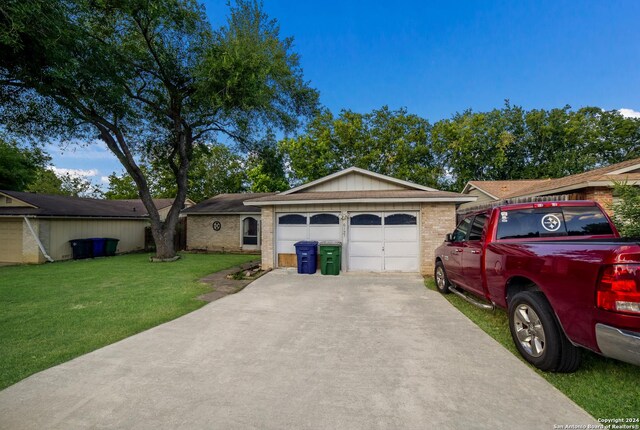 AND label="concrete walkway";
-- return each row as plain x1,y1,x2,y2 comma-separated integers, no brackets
0,270,595,429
